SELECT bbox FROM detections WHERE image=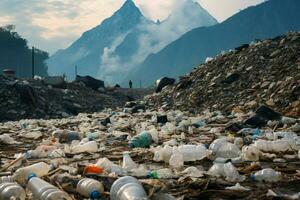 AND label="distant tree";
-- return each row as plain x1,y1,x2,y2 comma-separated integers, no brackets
0,25,49,77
